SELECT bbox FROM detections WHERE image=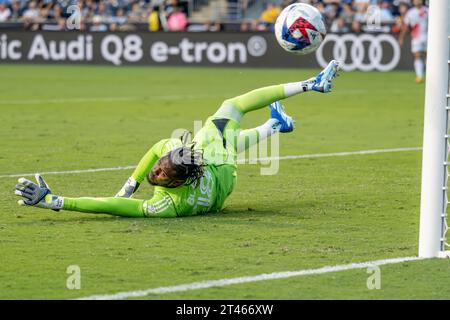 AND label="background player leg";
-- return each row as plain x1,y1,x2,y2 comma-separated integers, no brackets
414,51,426,83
